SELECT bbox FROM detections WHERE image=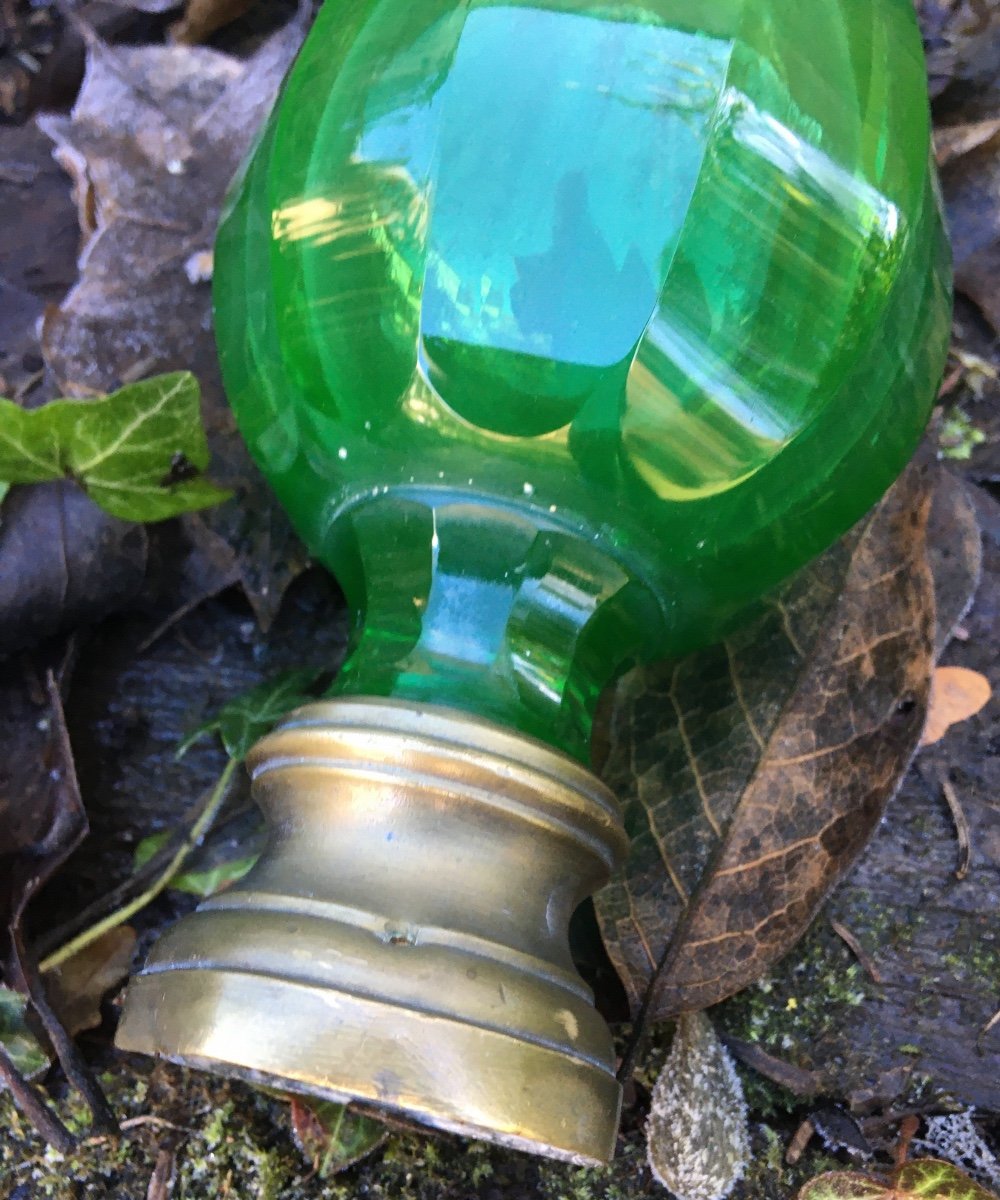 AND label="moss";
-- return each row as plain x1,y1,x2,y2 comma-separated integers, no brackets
715,923,869,1057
